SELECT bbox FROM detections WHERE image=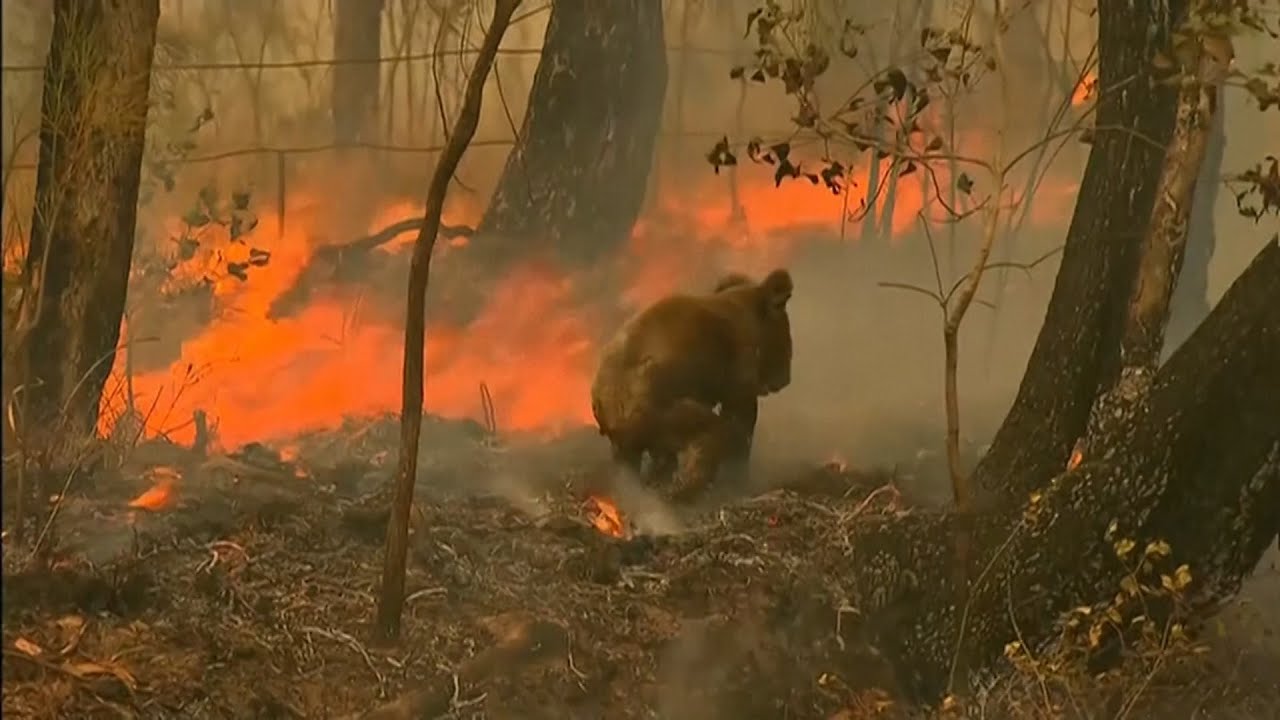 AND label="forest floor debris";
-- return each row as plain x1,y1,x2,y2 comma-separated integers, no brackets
2,416,1277,719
